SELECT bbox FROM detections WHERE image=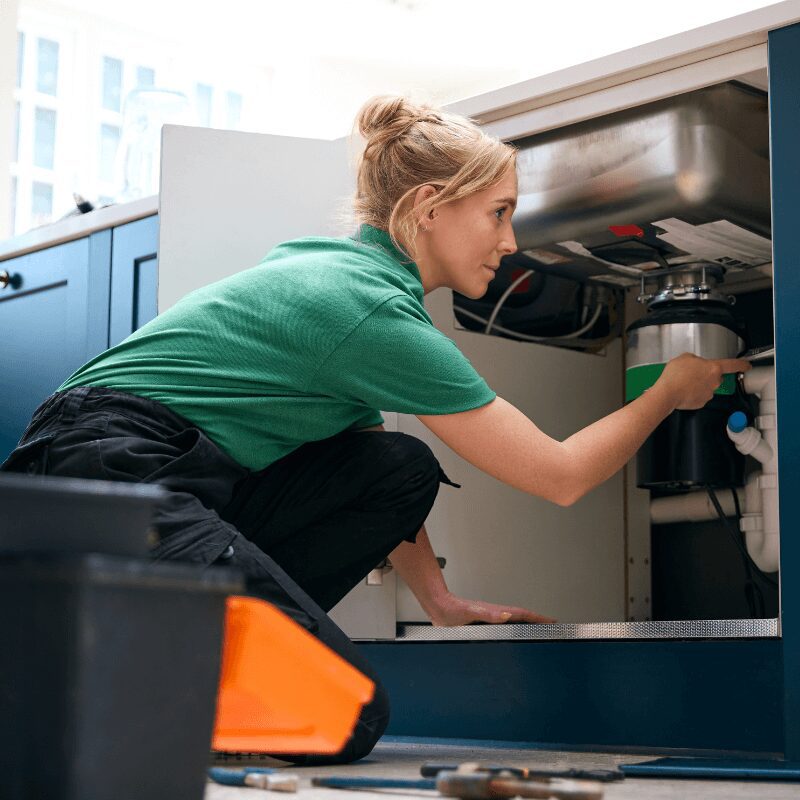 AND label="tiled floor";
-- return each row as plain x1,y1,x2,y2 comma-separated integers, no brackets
205,739,800,799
